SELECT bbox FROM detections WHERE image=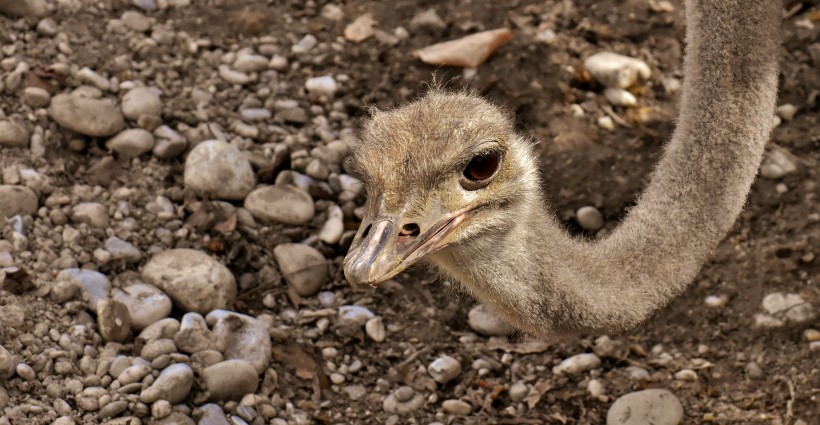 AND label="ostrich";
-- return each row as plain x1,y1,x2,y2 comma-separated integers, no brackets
343,0,780,340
